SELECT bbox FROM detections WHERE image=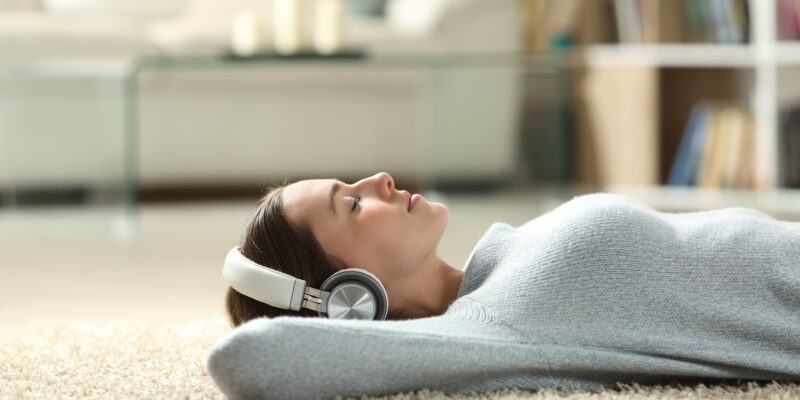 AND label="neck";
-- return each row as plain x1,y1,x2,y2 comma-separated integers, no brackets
390,255,465,320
